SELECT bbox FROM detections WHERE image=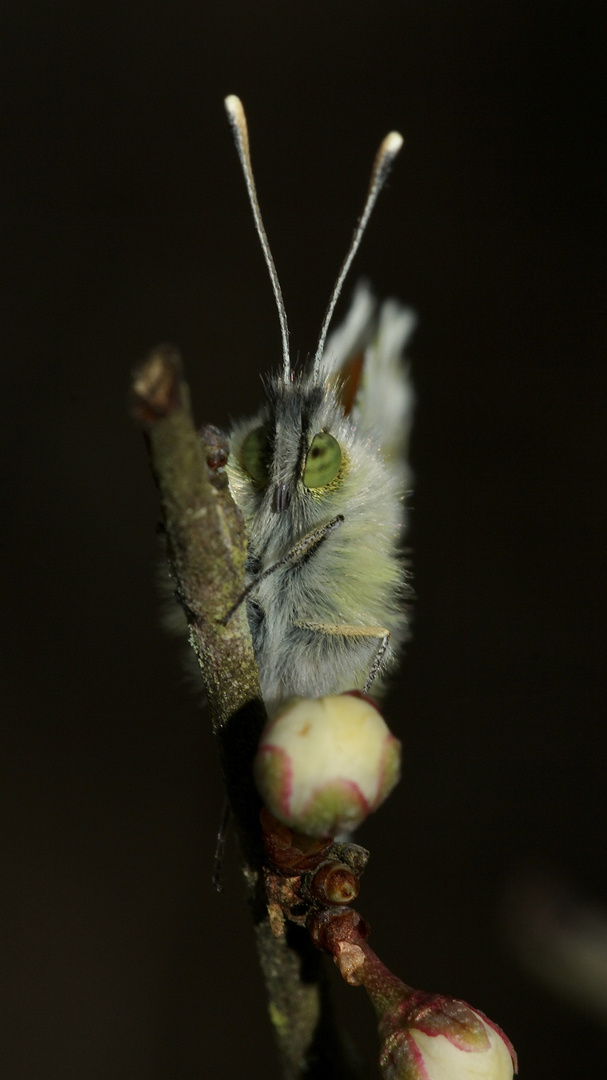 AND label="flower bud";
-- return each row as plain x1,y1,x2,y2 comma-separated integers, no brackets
253,693,401,837
376,991,517,1080
308,860,360,905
